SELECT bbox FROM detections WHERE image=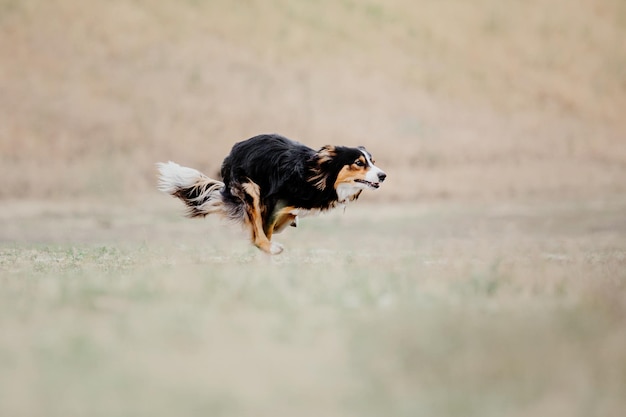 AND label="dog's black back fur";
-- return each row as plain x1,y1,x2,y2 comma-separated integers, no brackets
220,134,364,218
